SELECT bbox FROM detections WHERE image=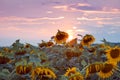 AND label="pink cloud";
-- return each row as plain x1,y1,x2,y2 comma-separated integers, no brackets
76,17,112,21
0,16,65,22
